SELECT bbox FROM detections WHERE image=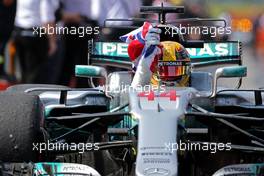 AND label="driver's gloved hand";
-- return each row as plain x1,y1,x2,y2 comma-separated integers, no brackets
120,23,162,88
145,27,162,47
131,27,162,88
